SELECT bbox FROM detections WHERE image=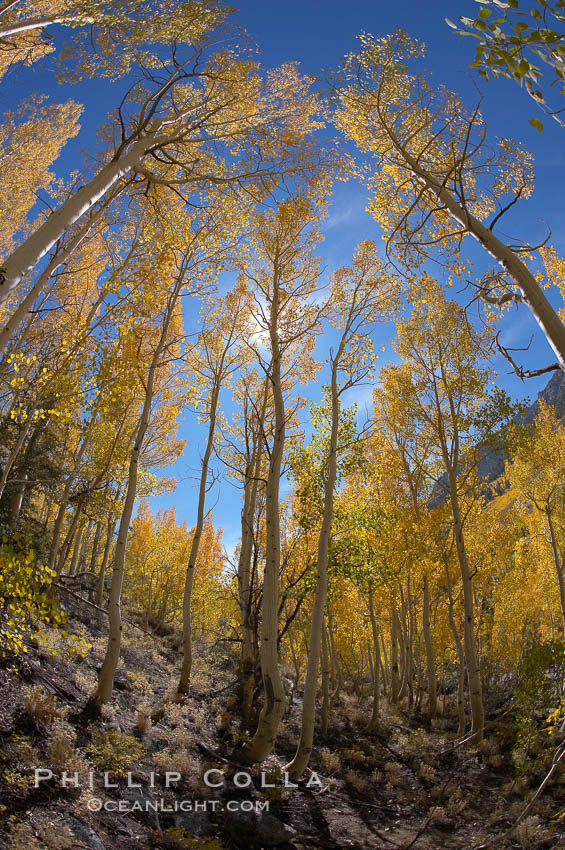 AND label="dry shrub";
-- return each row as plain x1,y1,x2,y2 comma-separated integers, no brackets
384,760,402,779
512,815,546,847
345,769,369,792
129,671,153,695
428,805,449,825
23,685,62,726
417,762,436,782
343,747,366,764
135,705,152,736
320,747,342,774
